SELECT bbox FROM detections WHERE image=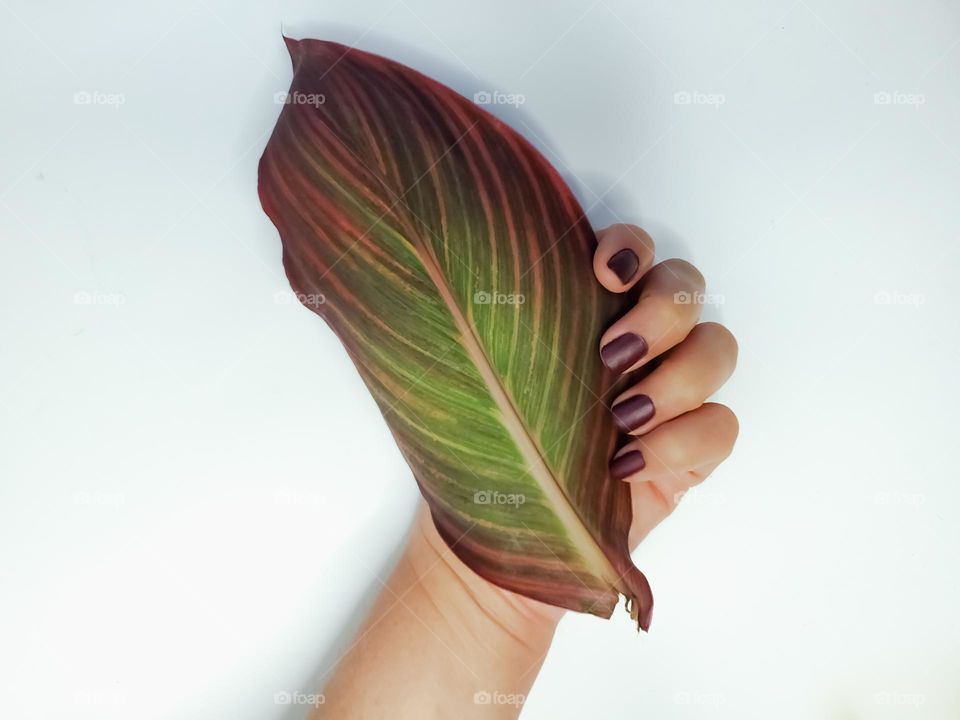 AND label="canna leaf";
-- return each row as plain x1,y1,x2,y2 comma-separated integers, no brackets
258,37,653,630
